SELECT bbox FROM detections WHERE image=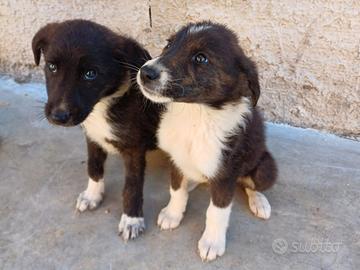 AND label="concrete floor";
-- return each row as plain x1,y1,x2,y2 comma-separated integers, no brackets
0,77,359,270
